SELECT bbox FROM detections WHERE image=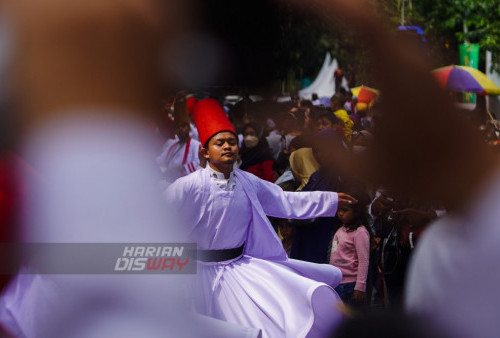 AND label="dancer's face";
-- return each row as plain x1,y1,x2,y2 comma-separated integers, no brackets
204,132,239,166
